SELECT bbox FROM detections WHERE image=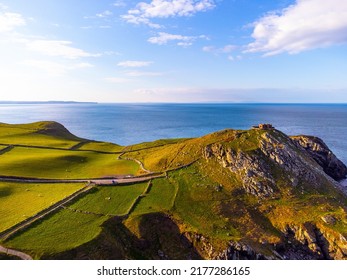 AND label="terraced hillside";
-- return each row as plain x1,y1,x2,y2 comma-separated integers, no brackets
0,121,347,260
